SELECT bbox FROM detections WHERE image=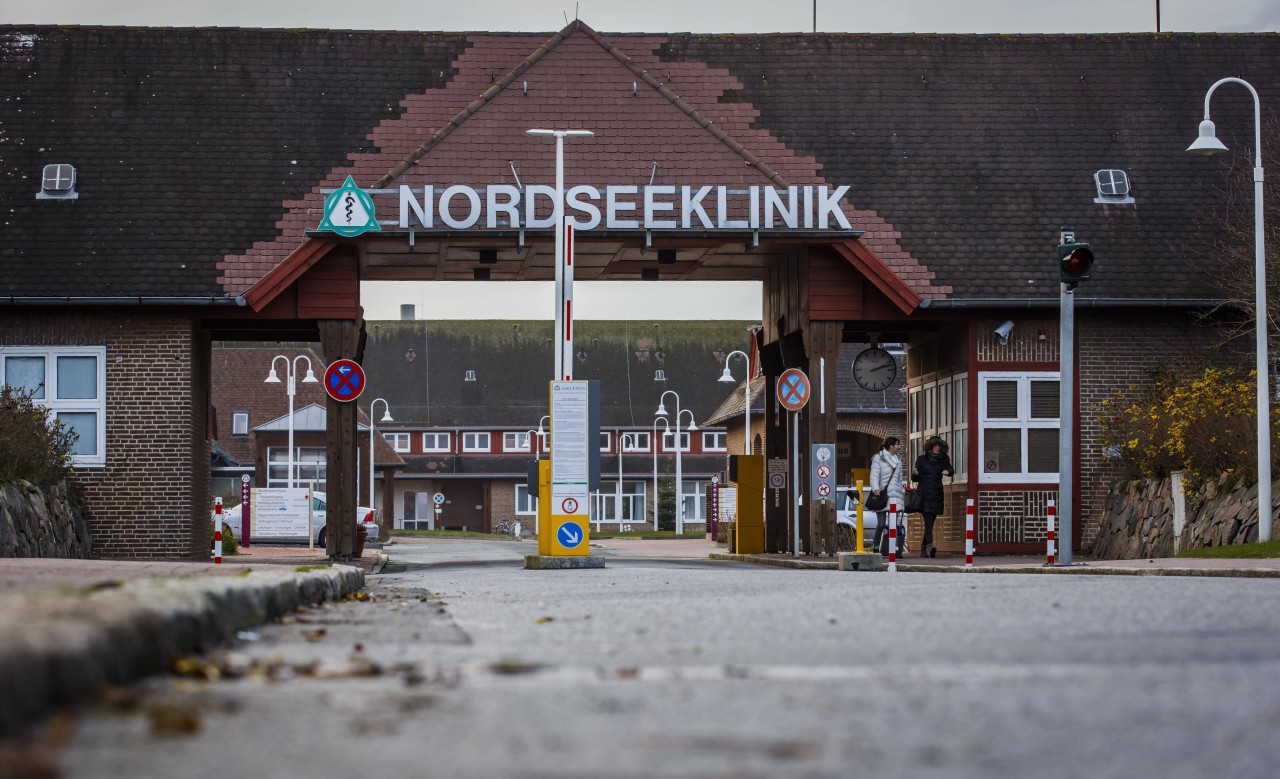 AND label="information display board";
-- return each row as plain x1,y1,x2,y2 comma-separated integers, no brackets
251,488,311,538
